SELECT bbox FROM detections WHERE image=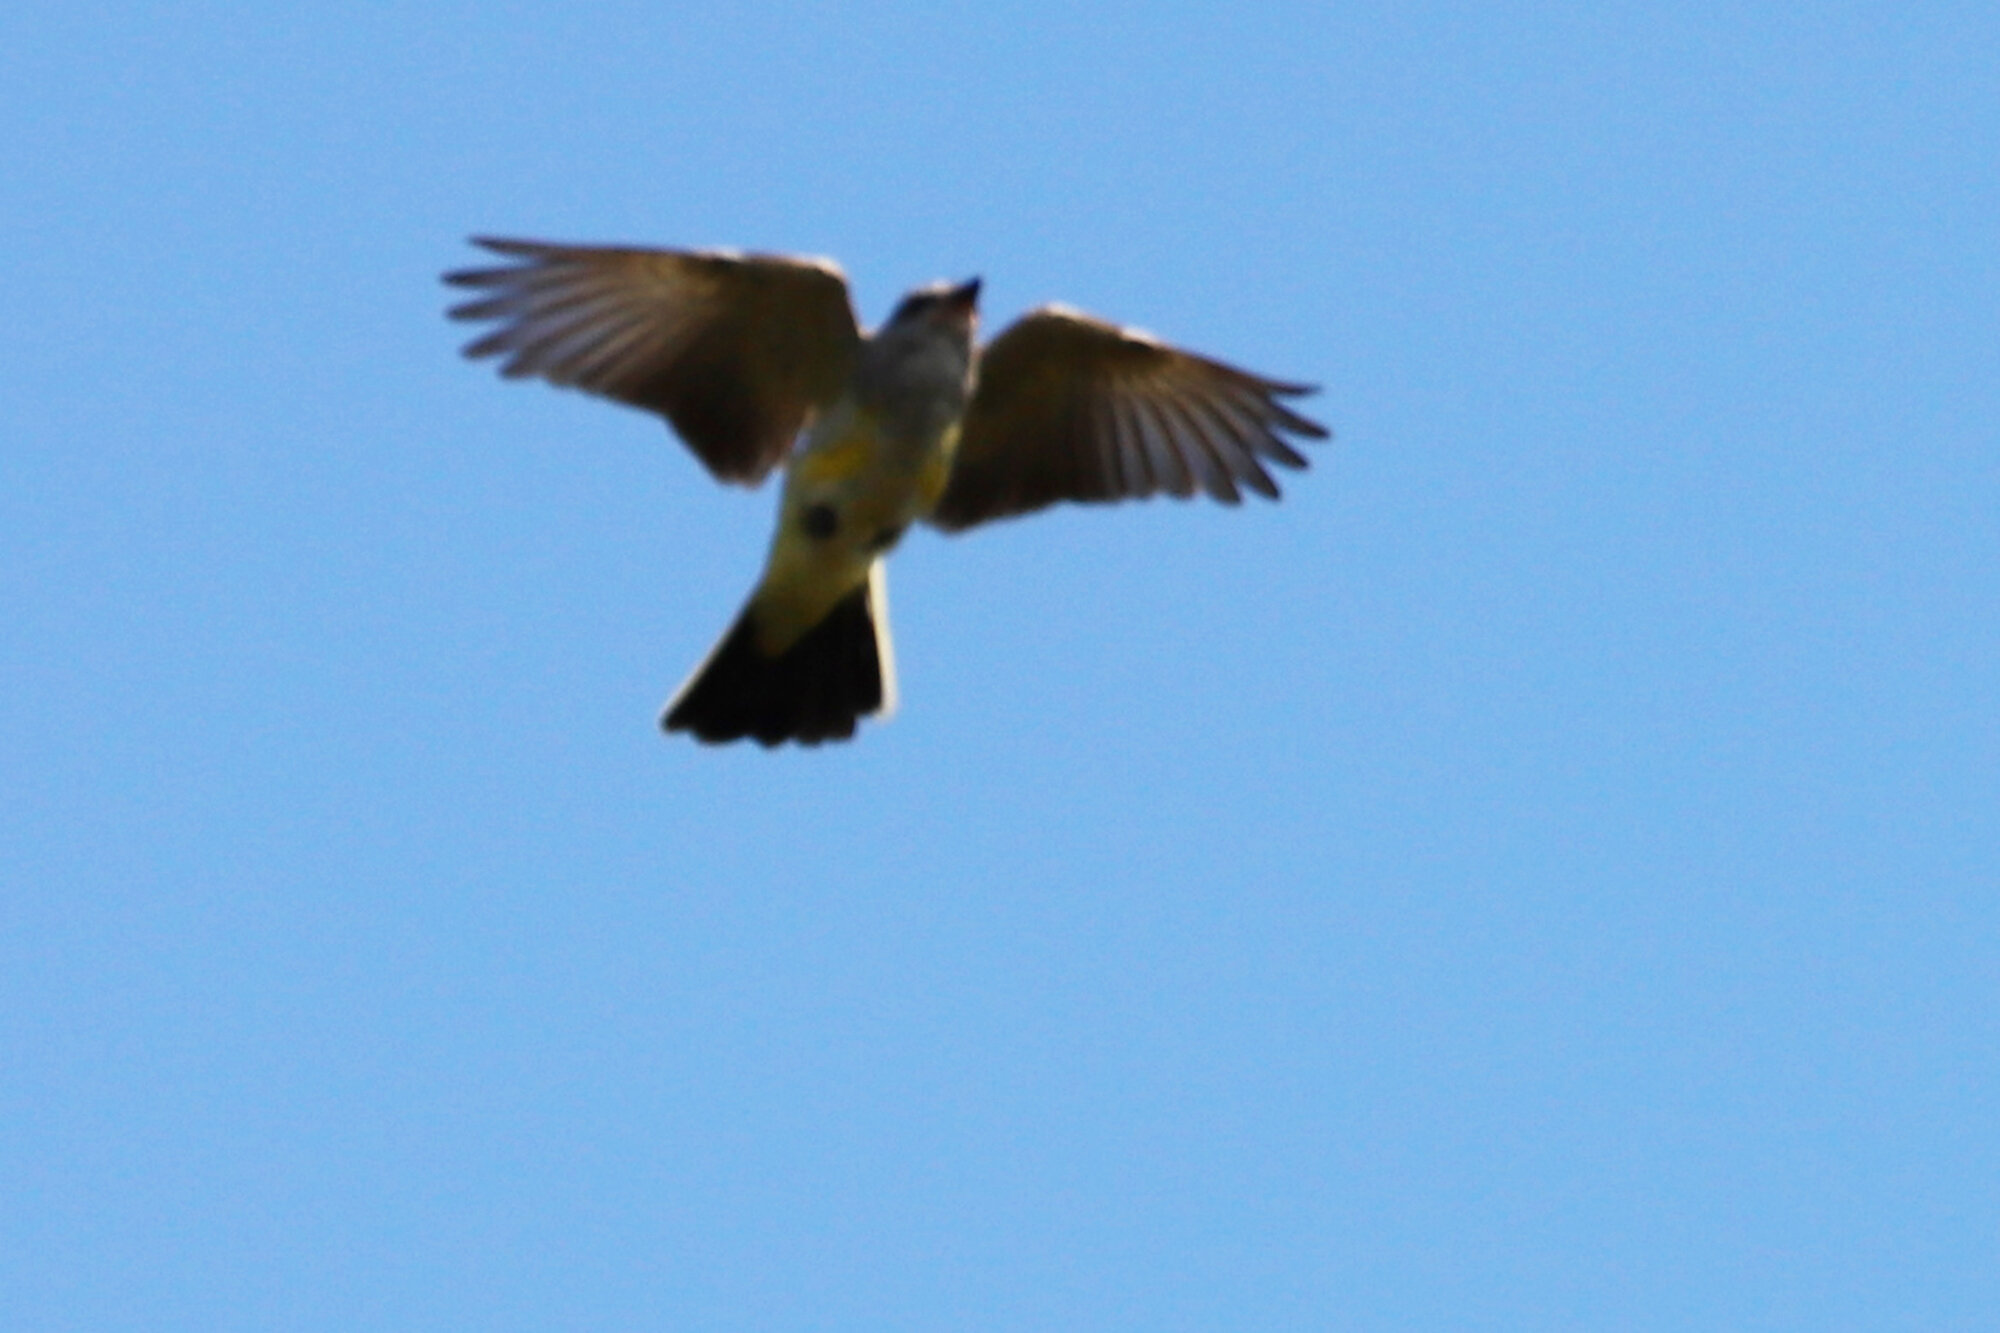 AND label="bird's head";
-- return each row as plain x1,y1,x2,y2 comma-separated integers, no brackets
886,276,982,336
862,277,981,411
